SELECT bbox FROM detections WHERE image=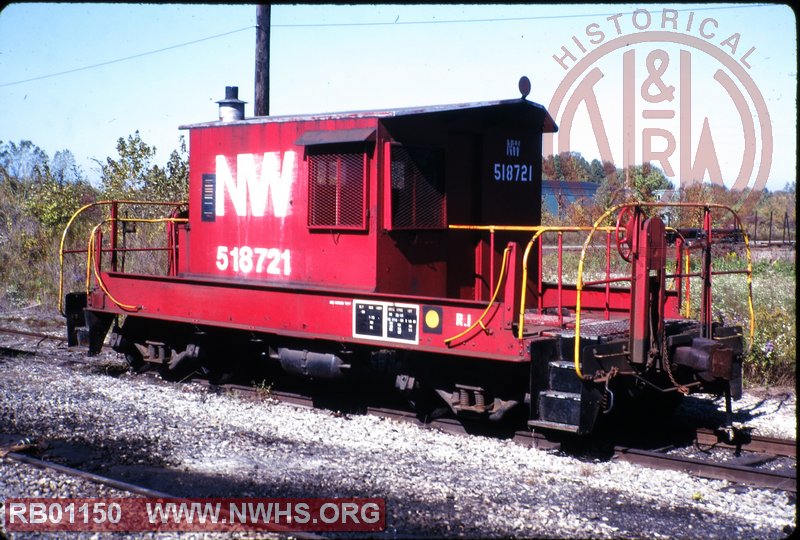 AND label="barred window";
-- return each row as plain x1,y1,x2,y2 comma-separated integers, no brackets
390,146,446,229
308,147,366,229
